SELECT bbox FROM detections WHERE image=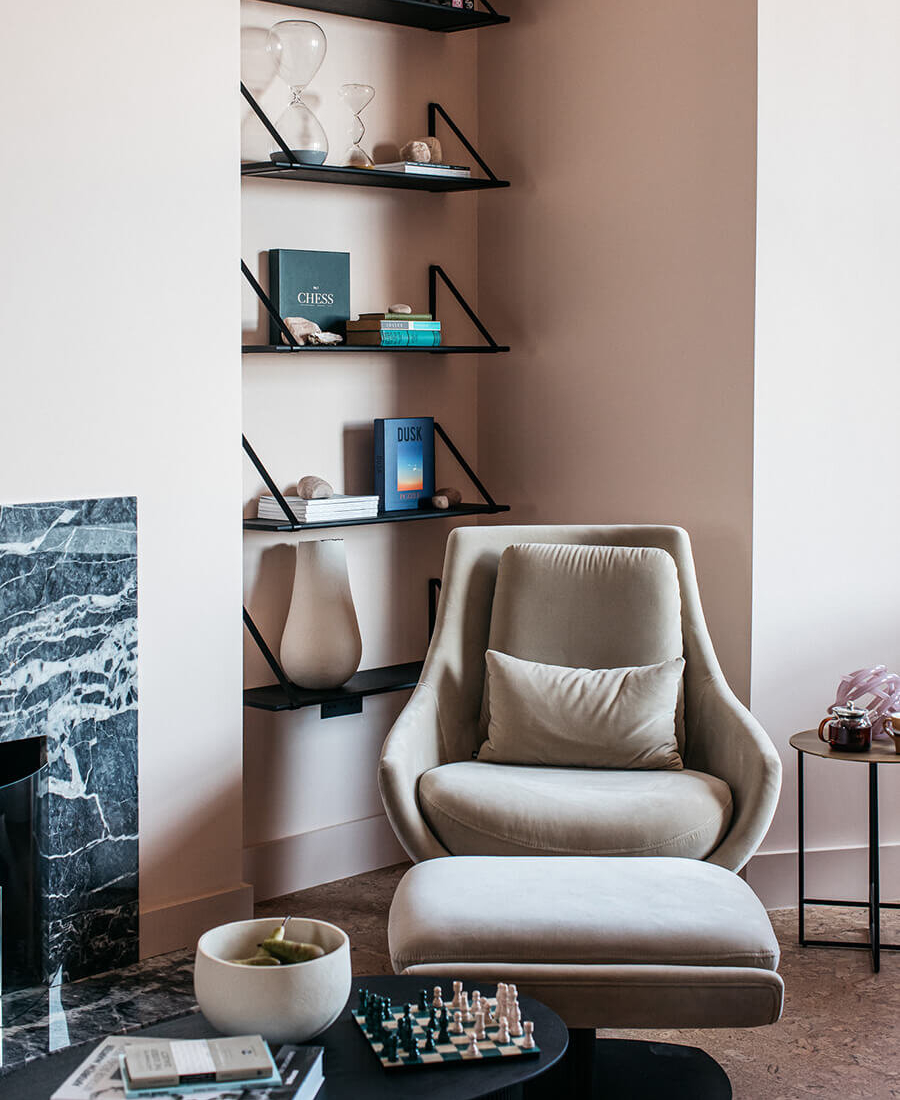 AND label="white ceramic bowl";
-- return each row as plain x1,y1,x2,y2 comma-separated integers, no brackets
194,917,351,1044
